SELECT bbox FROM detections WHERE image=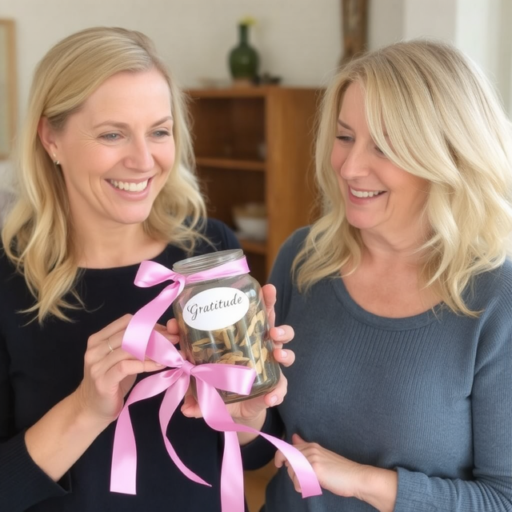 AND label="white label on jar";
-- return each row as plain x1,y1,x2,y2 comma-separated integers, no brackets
182,287,250,331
